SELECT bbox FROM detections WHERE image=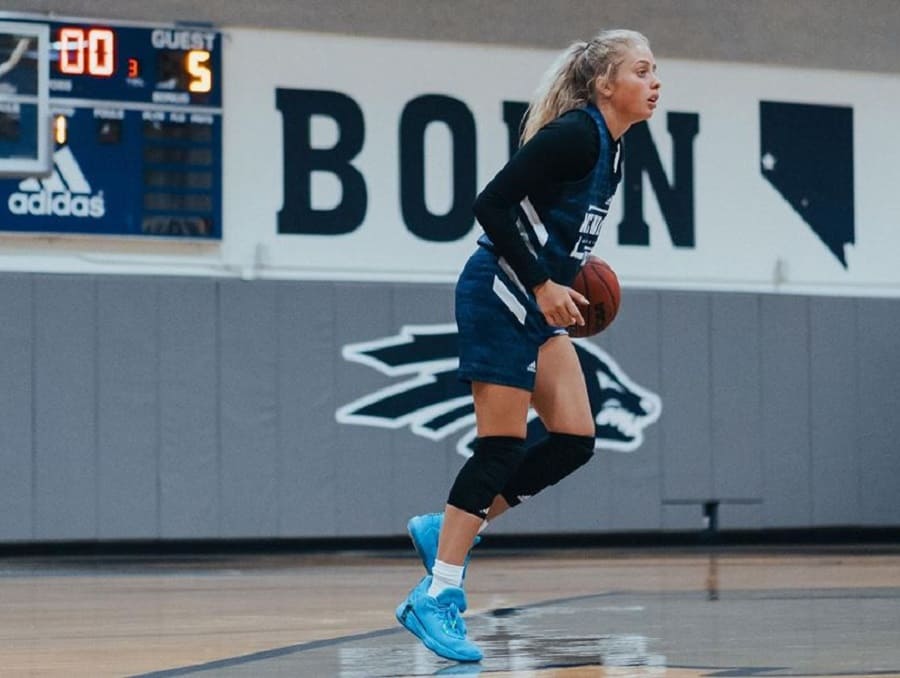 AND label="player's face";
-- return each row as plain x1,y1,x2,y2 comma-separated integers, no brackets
606,45,661,124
